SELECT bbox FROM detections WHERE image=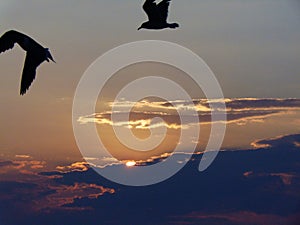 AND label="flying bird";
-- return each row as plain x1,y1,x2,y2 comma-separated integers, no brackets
0,30,55,95
138,0,179,30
